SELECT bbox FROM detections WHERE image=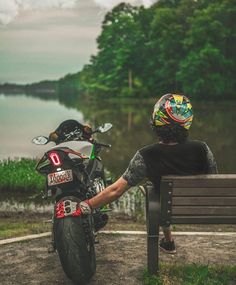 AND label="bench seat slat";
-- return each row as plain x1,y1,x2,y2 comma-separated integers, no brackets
171,216,236,224
163,175,236,179
163,175,236,188
173,188,236,197
172,180,236,188
172,206,236,215
172,197,236,206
